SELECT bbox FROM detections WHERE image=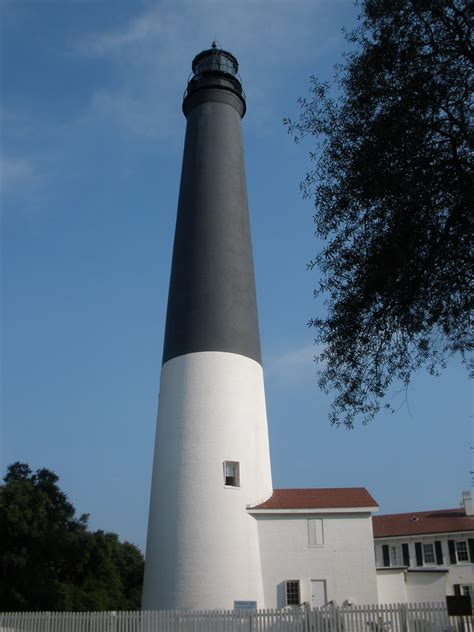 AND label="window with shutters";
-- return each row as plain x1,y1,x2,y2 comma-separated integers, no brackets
307,518,324,547
455,540,469,562
285,580,300,606
223,461,240,487
375,542,410,568
380,543,409,567
449,538,473,564
415,540,444,566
